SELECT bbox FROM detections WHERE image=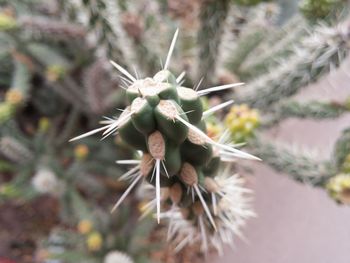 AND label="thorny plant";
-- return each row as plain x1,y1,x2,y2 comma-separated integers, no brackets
70,29,258,254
